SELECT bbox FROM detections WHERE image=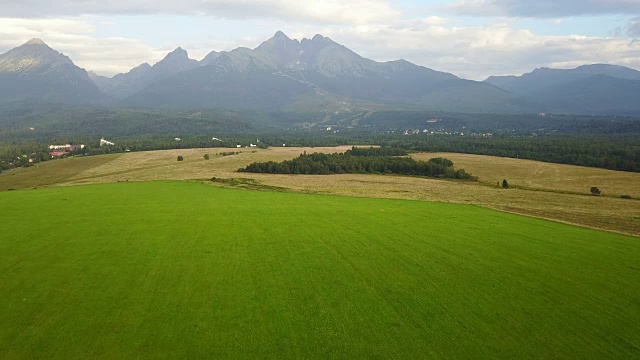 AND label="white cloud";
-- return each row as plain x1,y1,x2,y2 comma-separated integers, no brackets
628,17,640,37
315,22,640,79
448,0,640,18
0,0,399,25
